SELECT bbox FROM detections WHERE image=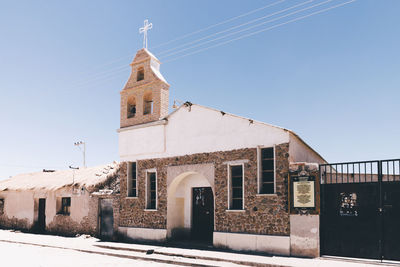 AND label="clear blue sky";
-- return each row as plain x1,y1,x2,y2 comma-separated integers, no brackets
0,0,399,179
